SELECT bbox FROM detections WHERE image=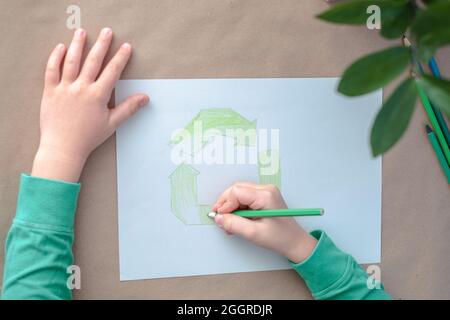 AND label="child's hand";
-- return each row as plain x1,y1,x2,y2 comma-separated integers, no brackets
212,182,317,263
32,28,149,182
